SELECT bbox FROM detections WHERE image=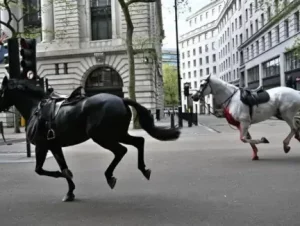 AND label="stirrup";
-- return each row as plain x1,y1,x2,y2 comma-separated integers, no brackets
47,129,56,140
